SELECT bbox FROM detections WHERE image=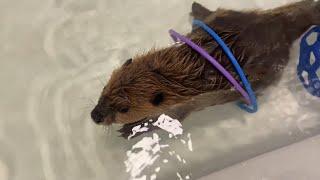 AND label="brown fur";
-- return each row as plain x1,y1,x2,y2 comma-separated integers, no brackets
91,0,320,135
